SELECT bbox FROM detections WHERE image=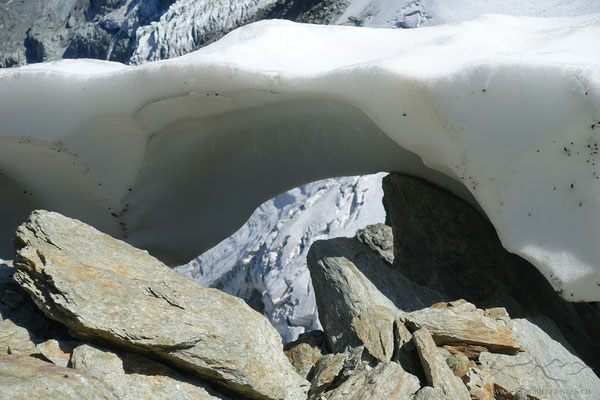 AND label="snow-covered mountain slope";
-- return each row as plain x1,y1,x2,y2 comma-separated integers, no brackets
1,15,599,305
336,0,600,29
176,174,387,340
